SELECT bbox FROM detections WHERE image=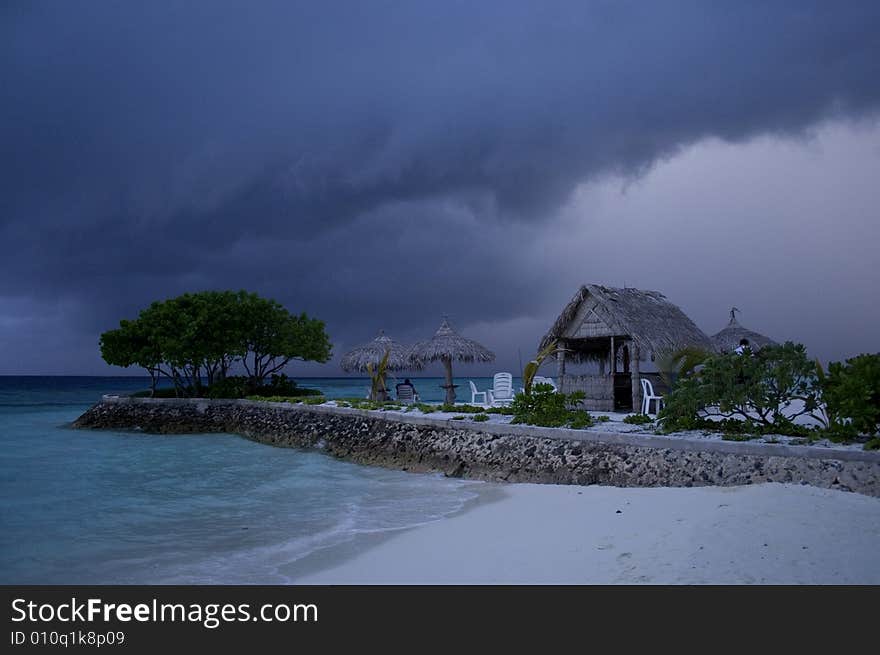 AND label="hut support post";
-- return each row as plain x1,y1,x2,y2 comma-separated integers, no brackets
630,343,642,413
610,336,615,374
556,347,566,393
442,357,456,405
